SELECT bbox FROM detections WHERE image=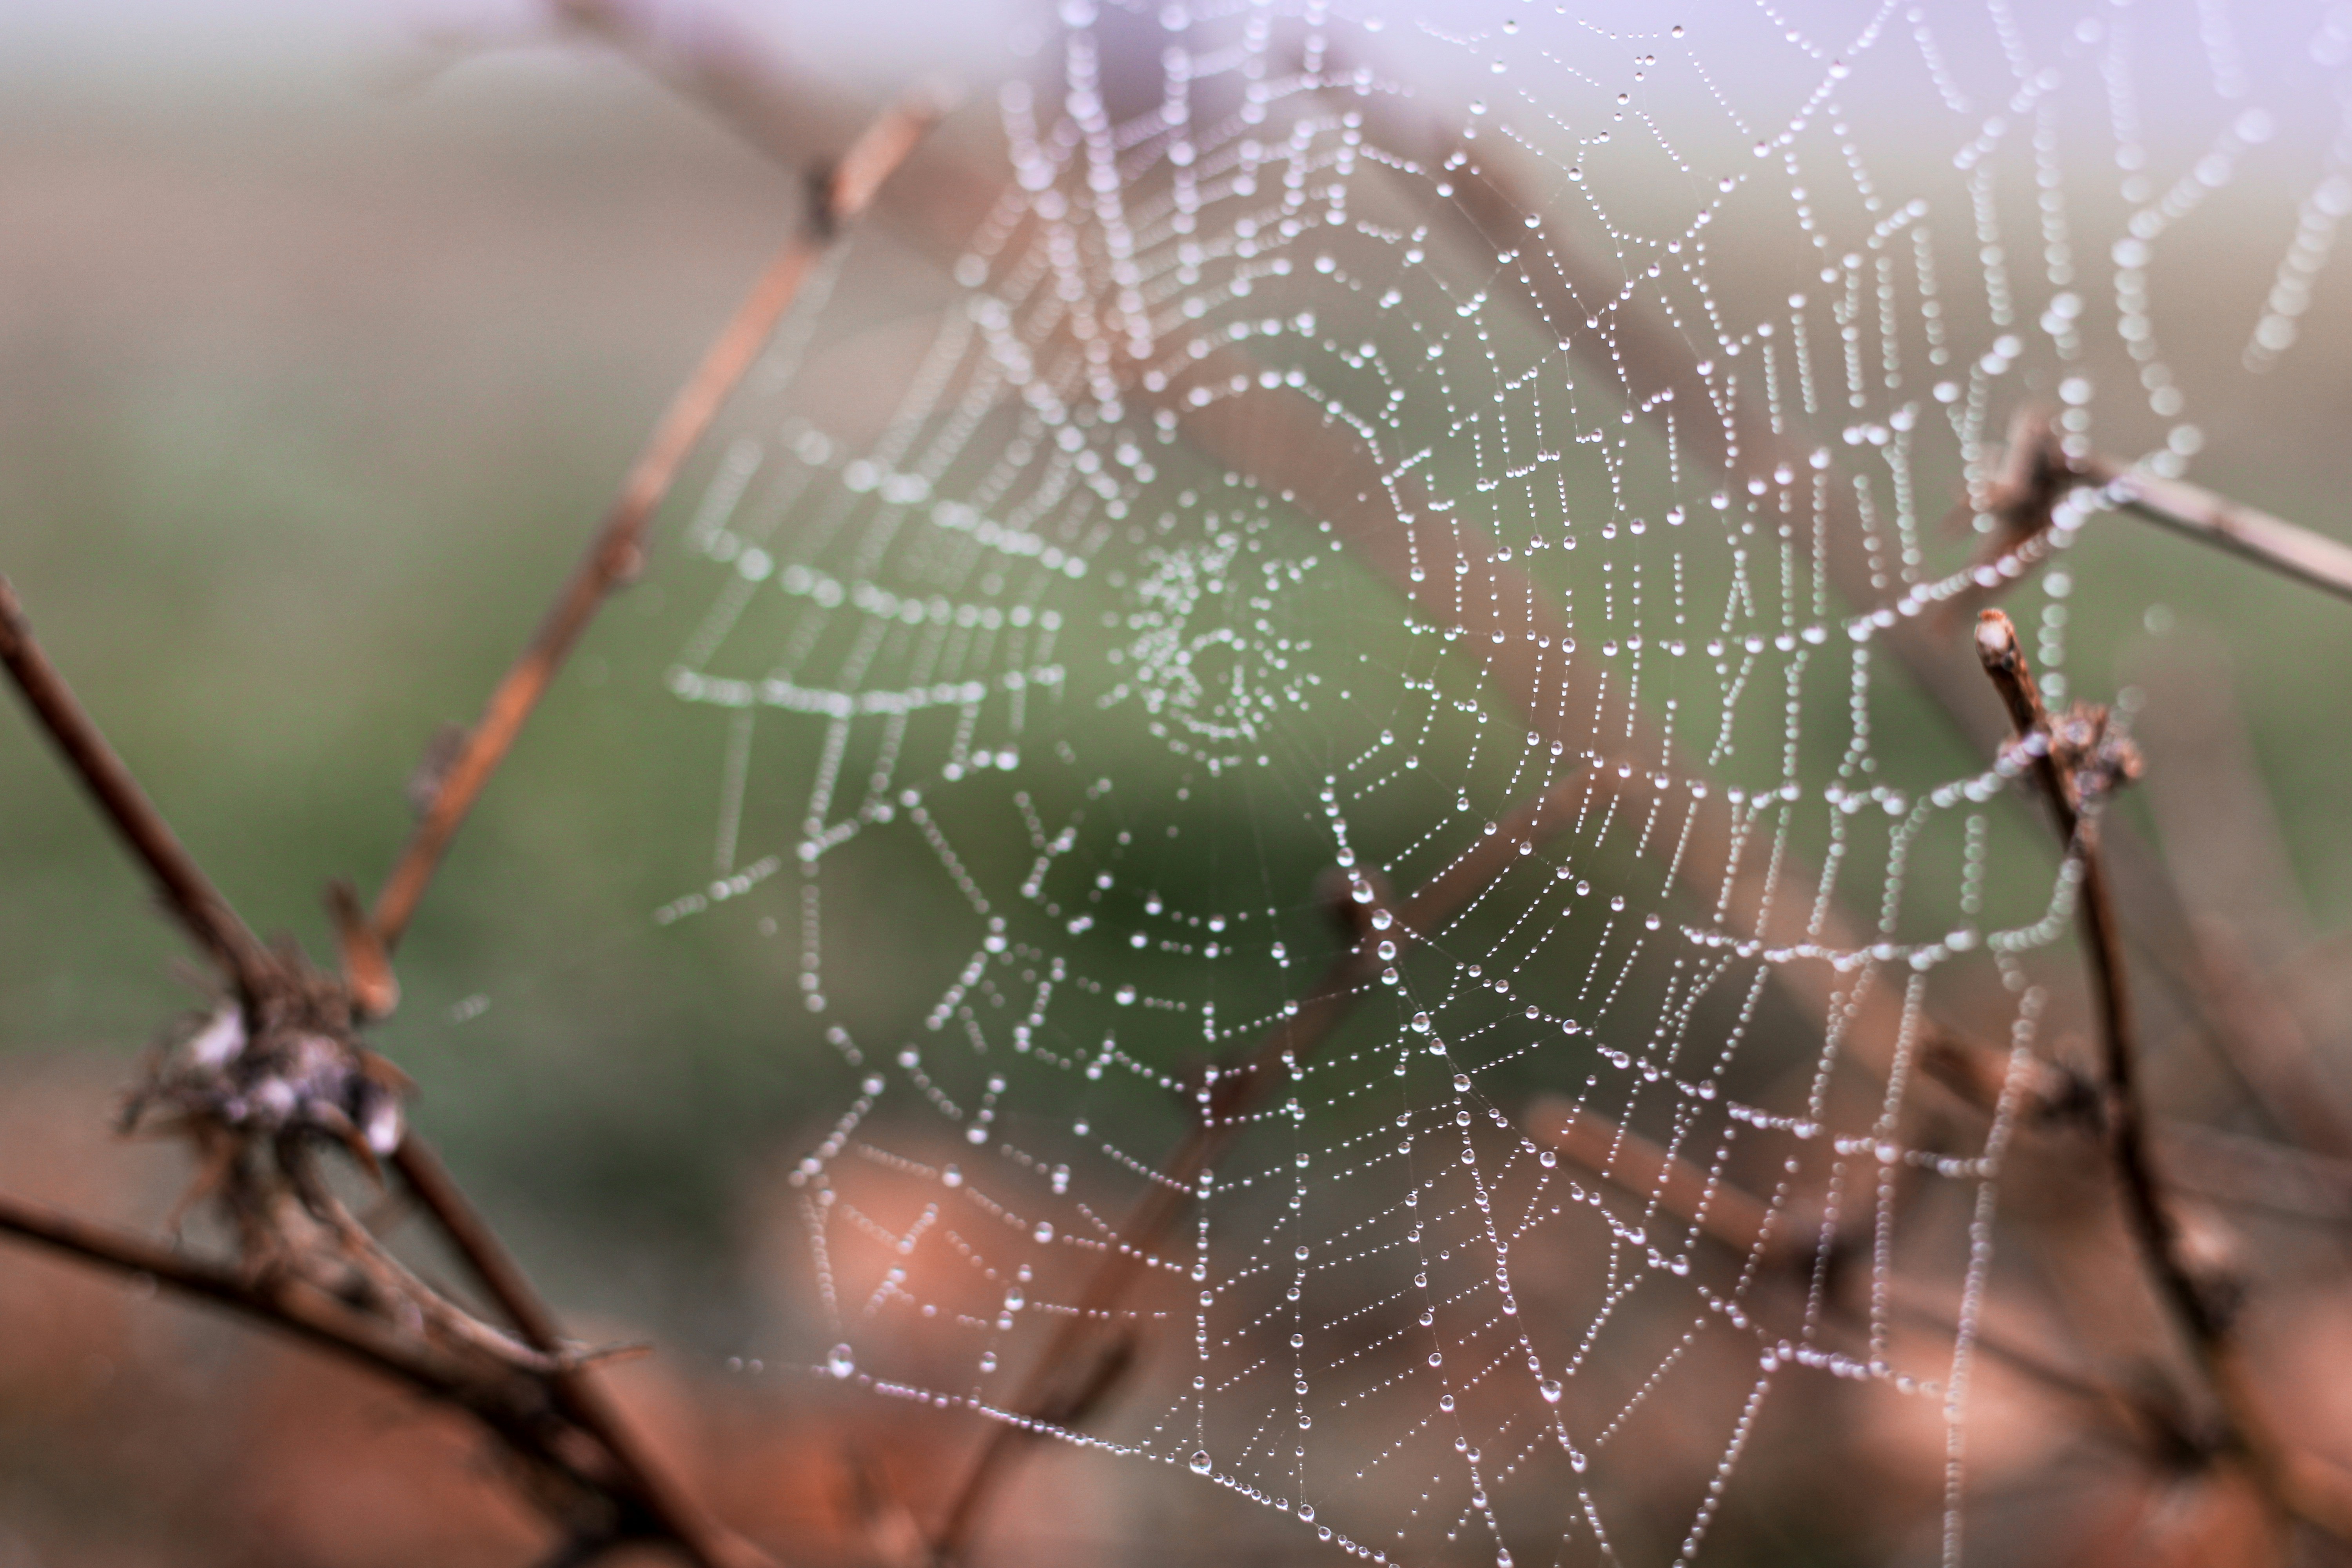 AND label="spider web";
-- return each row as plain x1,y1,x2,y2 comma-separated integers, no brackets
627,1,2350,1560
